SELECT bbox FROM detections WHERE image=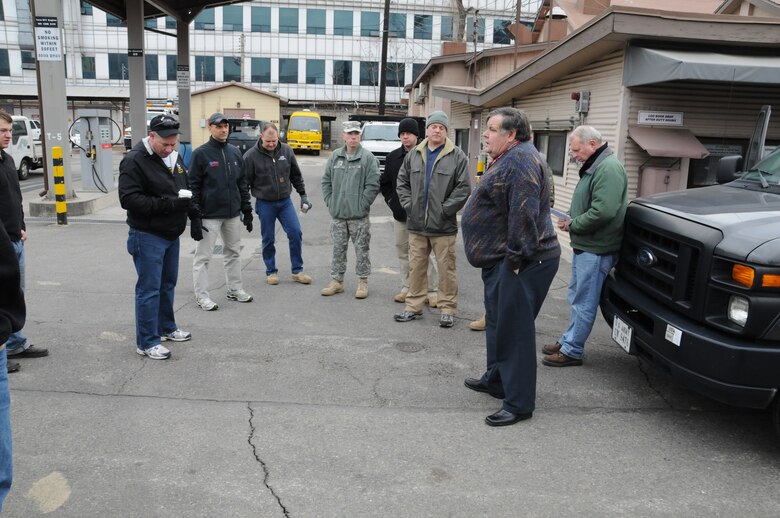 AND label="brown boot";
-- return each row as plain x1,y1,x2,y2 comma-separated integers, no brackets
469,315,486,331
320,279,344,296
393,291,407,303
355,277,368,299
542,342,562,355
